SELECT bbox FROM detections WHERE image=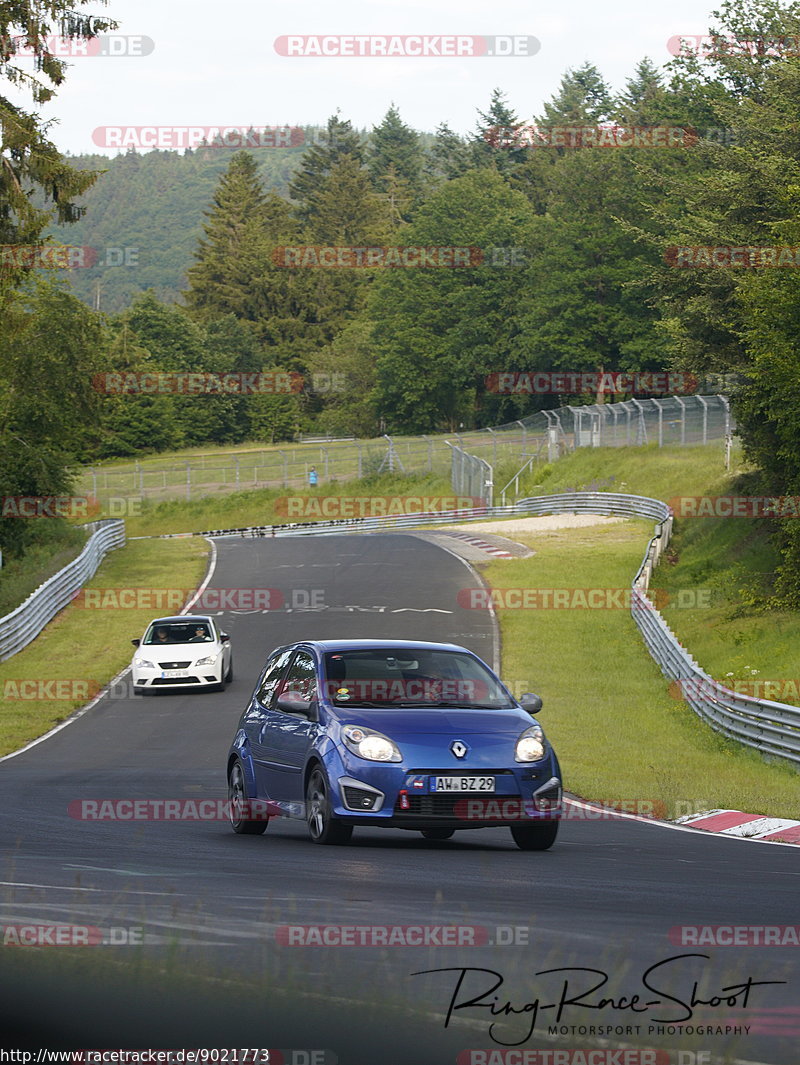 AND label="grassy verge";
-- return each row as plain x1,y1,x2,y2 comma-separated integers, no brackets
0,537,209,757
481,519,799,818
517,440,744,501
654,494,800,703
0,522,87,616
124,471,454,537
